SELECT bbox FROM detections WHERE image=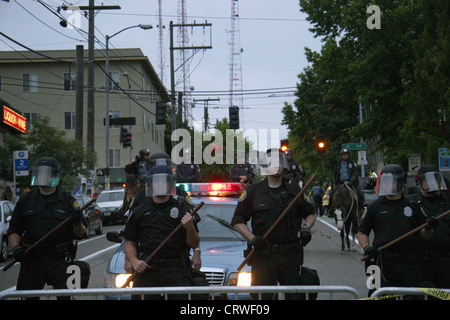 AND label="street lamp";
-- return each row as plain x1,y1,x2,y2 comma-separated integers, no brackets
105,24,152,186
